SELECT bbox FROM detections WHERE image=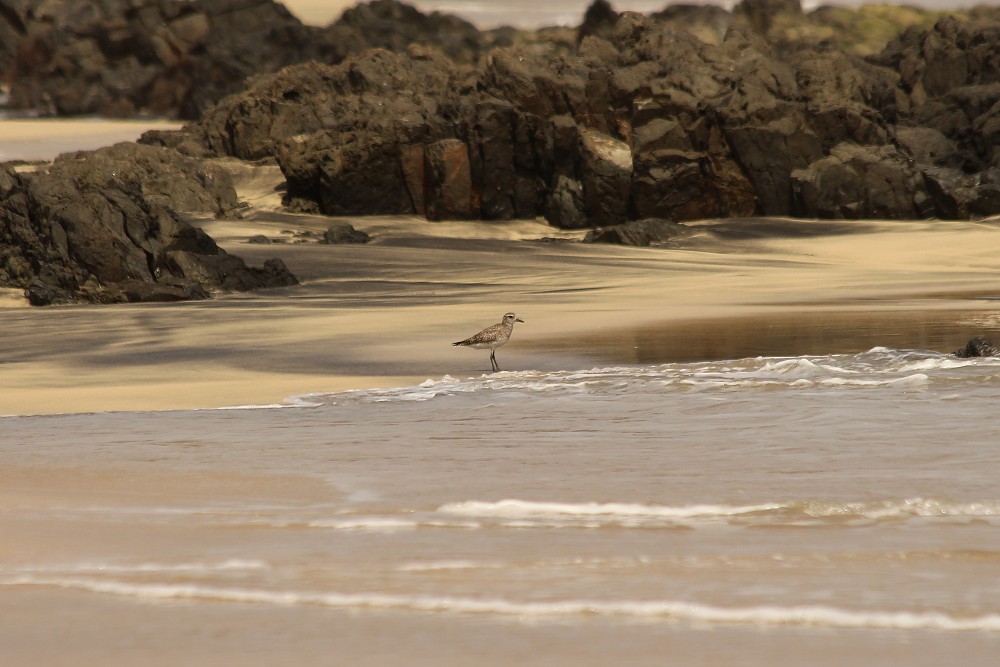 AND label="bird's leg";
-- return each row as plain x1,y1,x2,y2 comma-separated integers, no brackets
490,350,499,372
